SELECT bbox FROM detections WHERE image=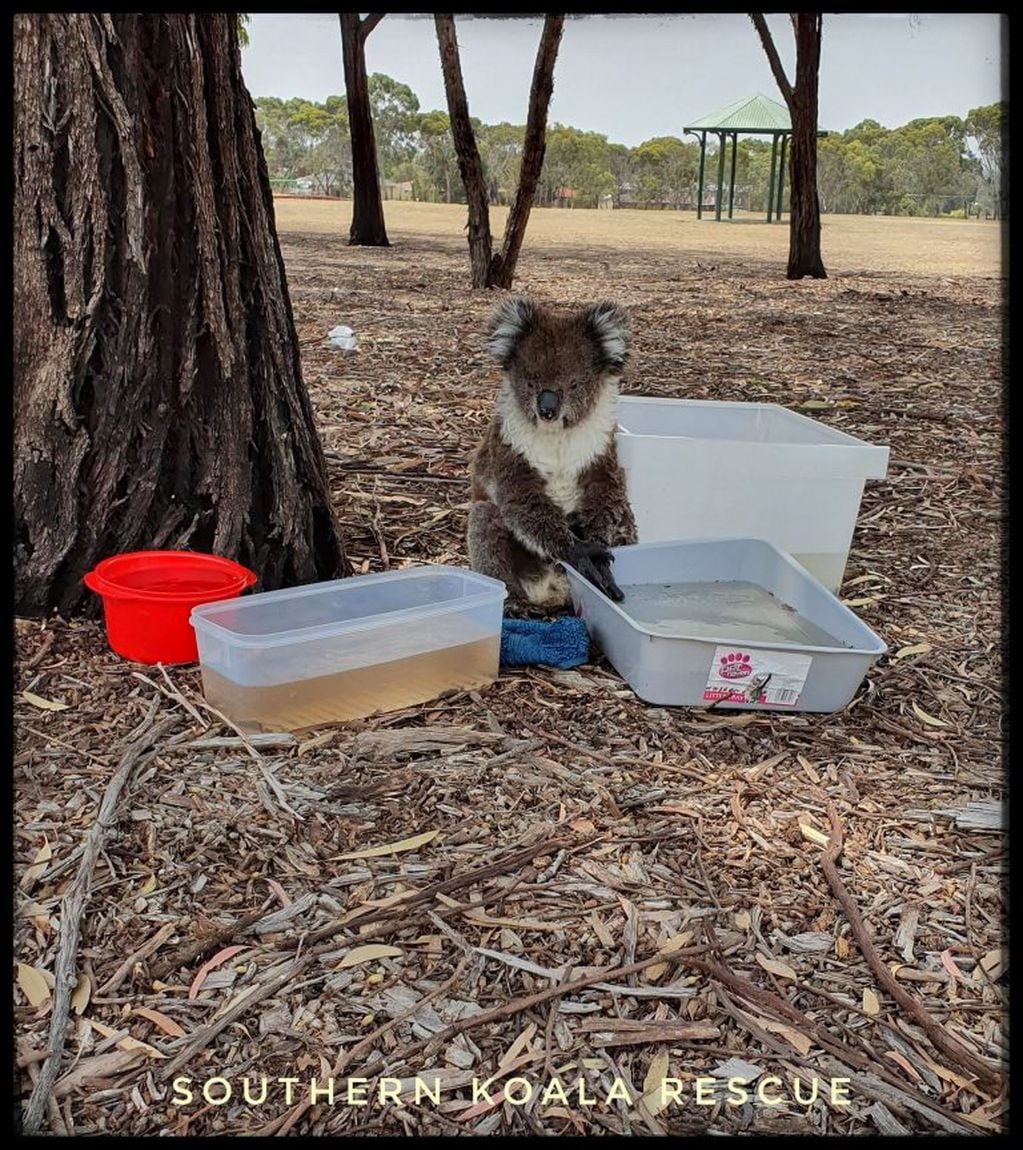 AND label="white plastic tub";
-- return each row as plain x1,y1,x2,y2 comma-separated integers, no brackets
190,566,507,731
565,538,886,712
616,397,889,592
